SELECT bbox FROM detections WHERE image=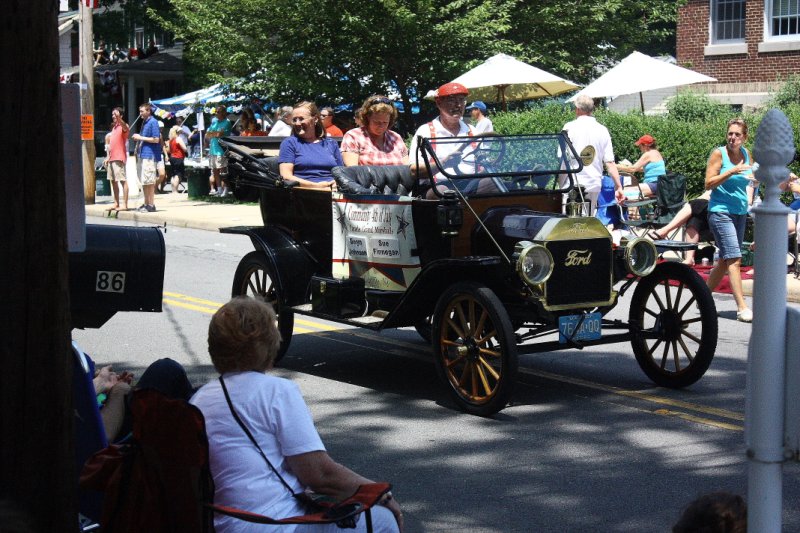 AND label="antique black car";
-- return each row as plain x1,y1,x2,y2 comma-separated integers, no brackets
219,133,717,416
